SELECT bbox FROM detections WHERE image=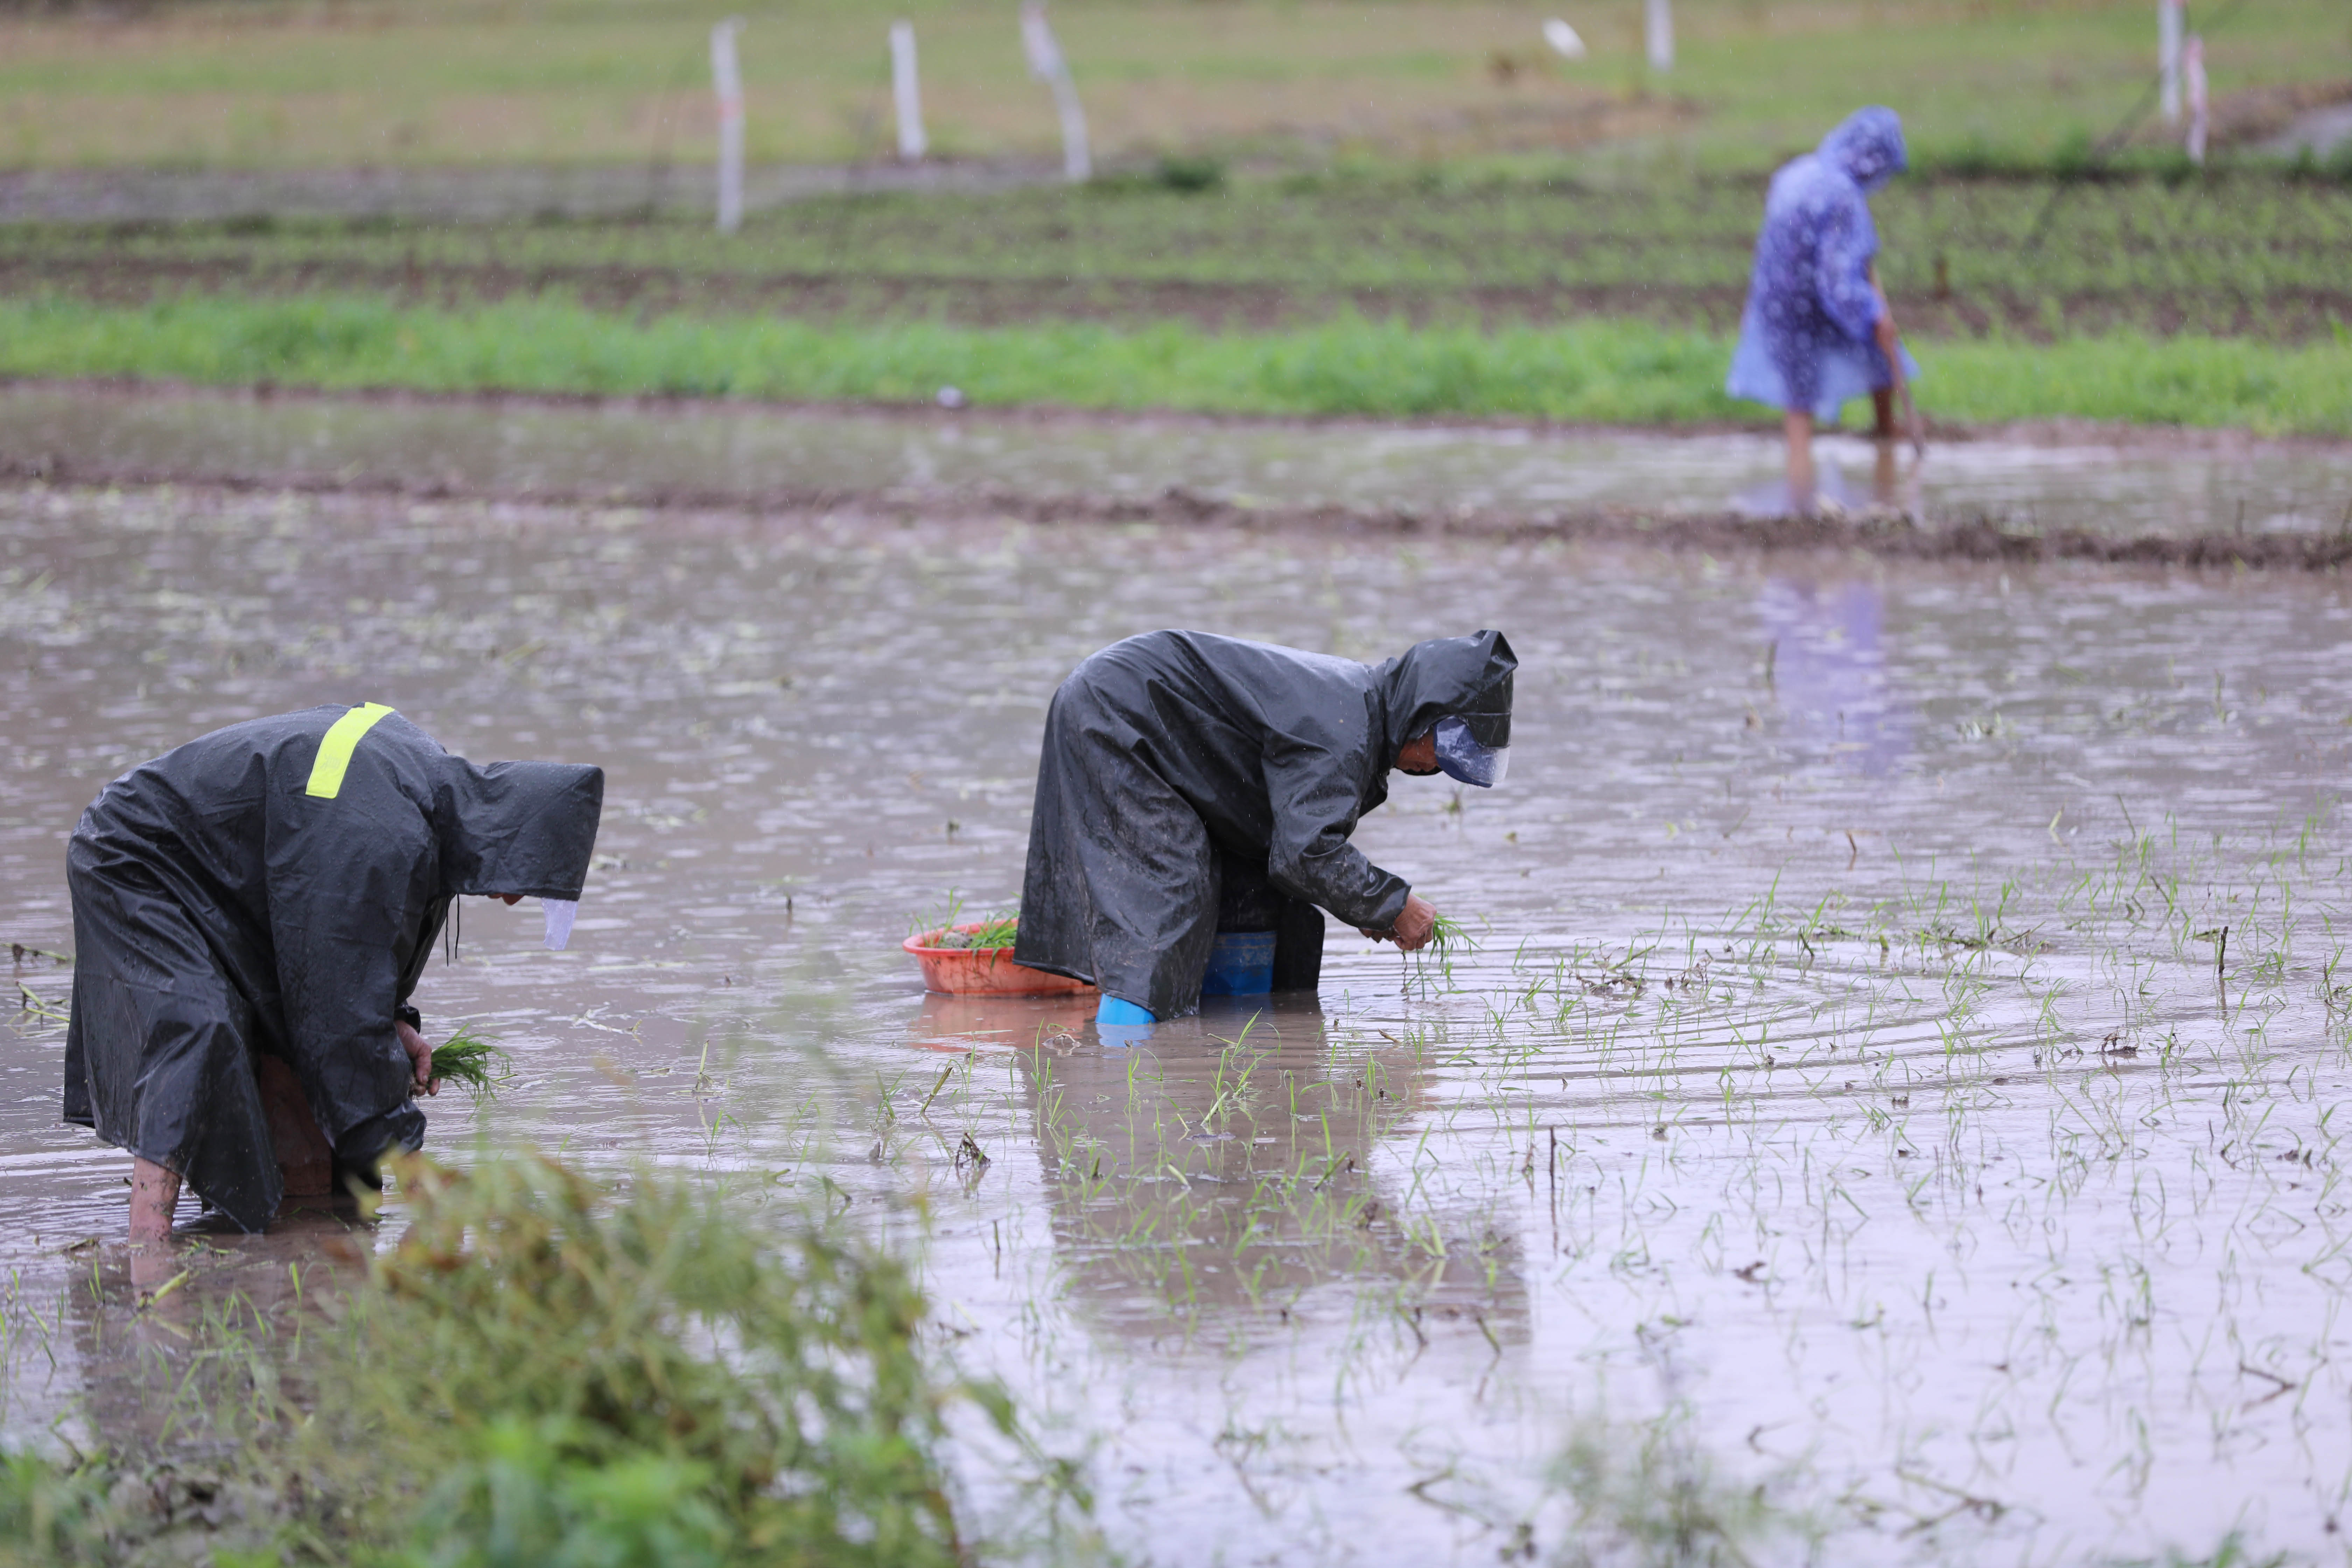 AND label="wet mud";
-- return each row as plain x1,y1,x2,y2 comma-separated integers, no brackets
5,381,2352,565
6,465,2352,1562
